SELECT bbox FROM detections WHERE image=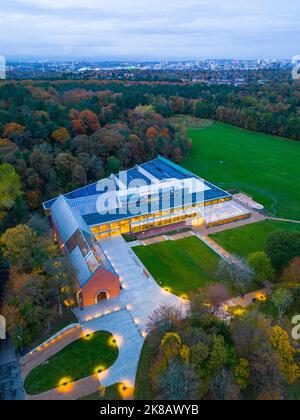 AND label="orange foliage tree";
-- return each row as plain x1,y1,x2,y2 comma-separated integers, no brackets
51,127,70,144
79,110,100,133
3,123,25,138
